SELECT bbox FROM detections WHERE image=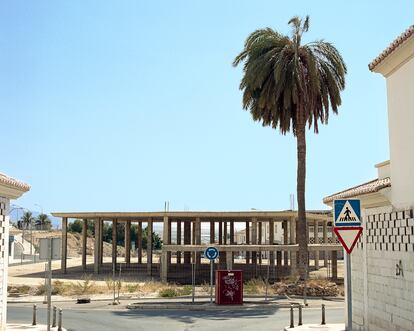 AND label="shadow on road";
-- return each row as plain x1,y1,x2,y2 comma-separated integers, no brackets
112,307,279,324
